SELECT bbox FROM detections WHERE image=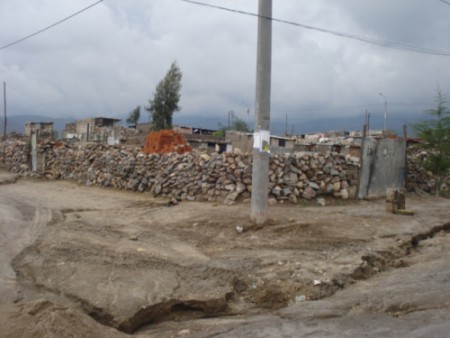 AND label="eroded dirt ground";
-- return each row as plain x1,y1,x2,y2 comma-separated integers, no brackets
0,169,449,337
